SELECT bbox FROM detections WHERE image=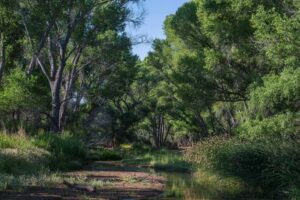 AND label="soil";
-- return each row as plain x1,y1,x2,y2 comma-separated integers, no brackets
0,161,165,200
